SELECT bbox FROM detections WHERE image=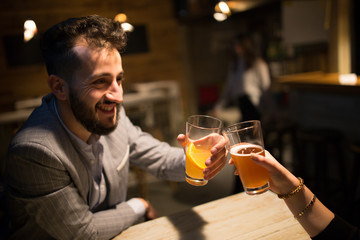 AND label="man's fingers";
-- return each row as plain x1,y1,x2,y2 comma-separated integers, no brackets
204,158,227,180
210,135,226,154
177,134,187,148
